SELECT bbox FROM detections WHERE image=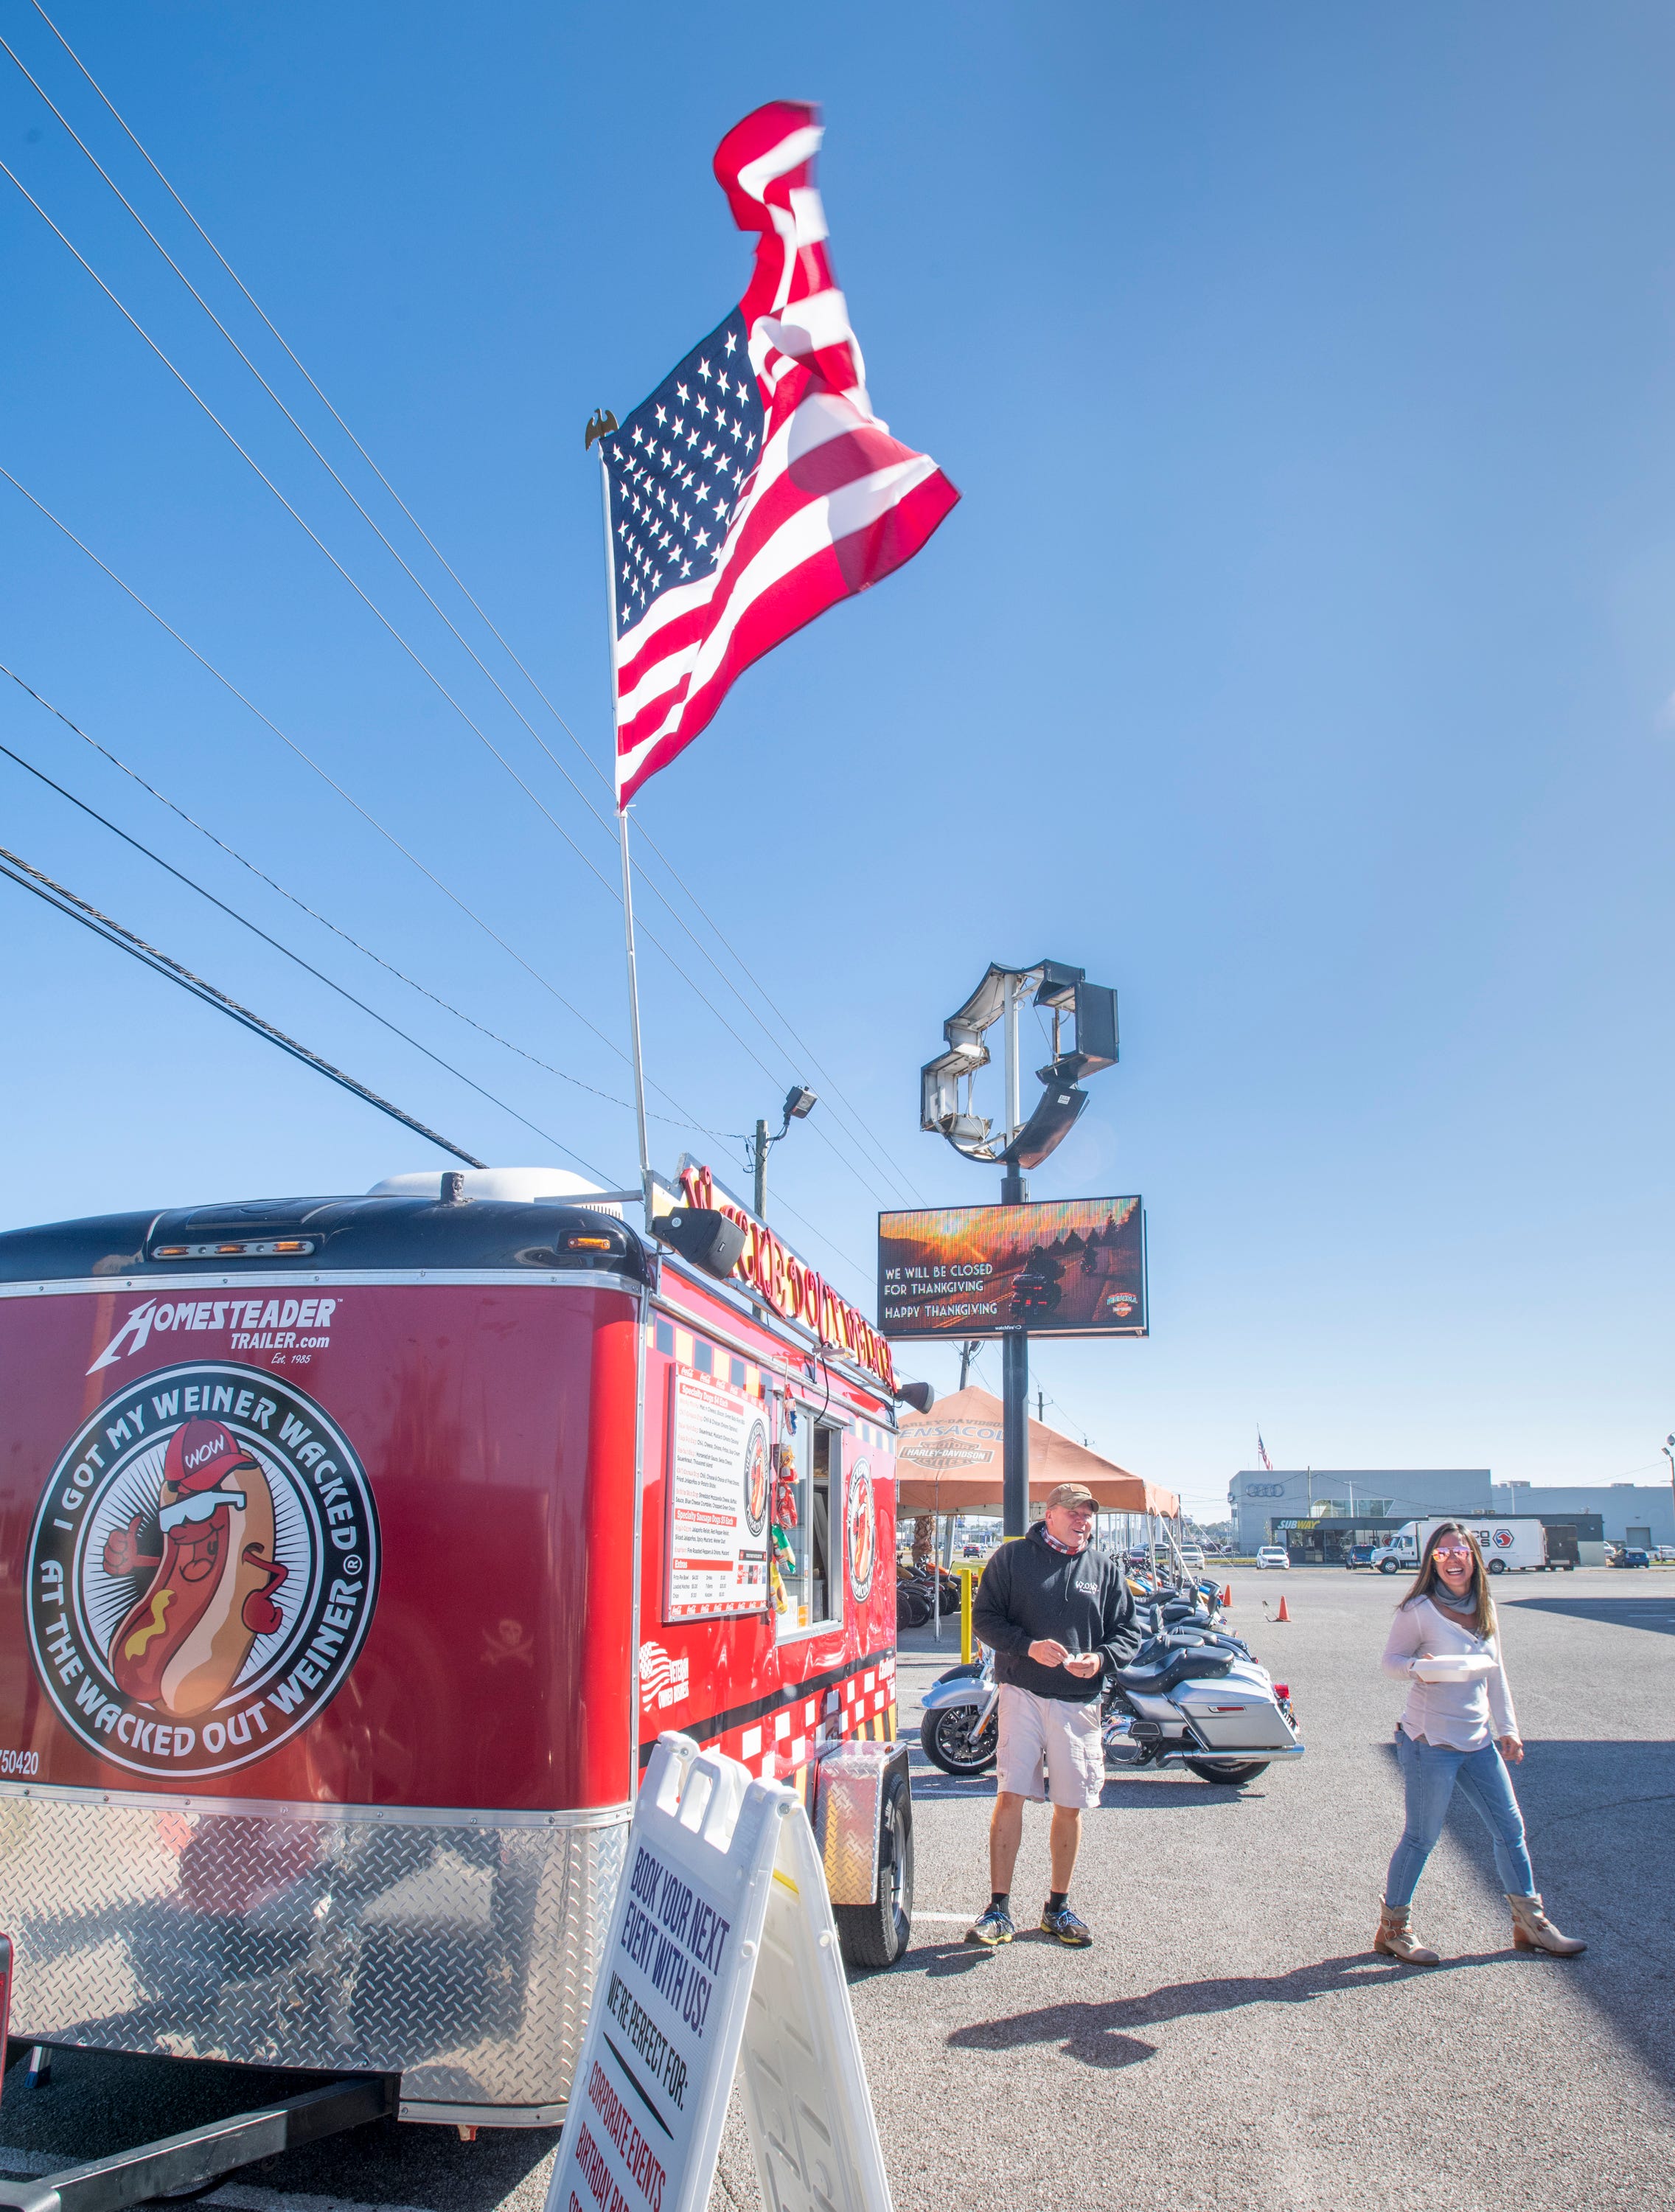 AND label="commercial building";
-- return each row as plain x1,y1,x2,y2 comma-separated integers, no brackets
1228,1470,1489,1557
1230,1467,1675,1557
1494,1482,1674,1549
